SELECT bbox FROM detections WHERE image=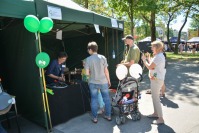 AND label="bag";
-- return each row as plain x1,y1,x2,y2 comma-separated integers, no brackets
138,51,144,68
